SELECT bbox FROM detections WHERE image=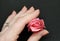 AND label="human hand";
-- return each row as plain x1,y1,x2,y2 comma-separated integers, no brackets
0,6,49,41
